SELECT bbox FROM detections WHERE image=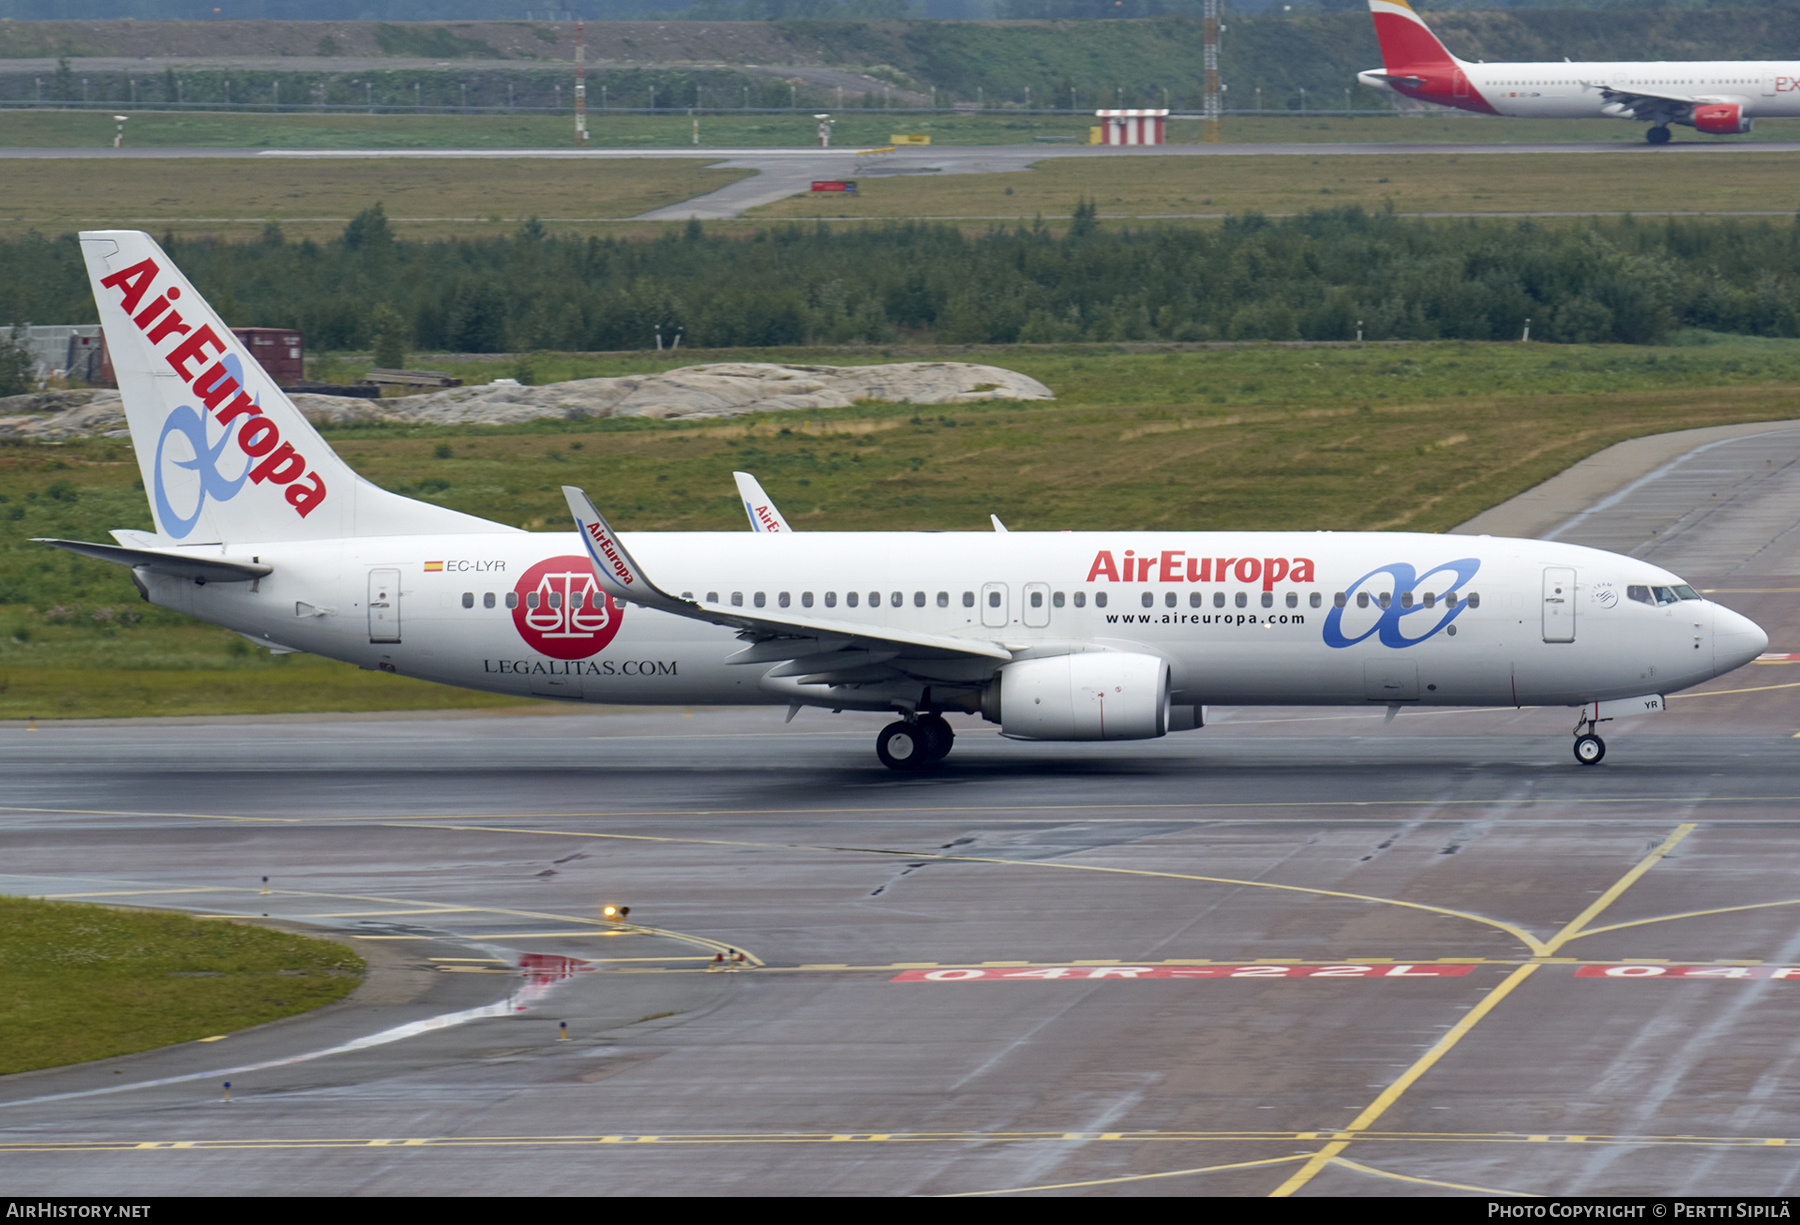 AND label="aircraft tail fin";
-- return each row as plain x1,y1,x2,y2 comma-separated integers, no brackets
1366,0,1461,72
79,230,511,544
